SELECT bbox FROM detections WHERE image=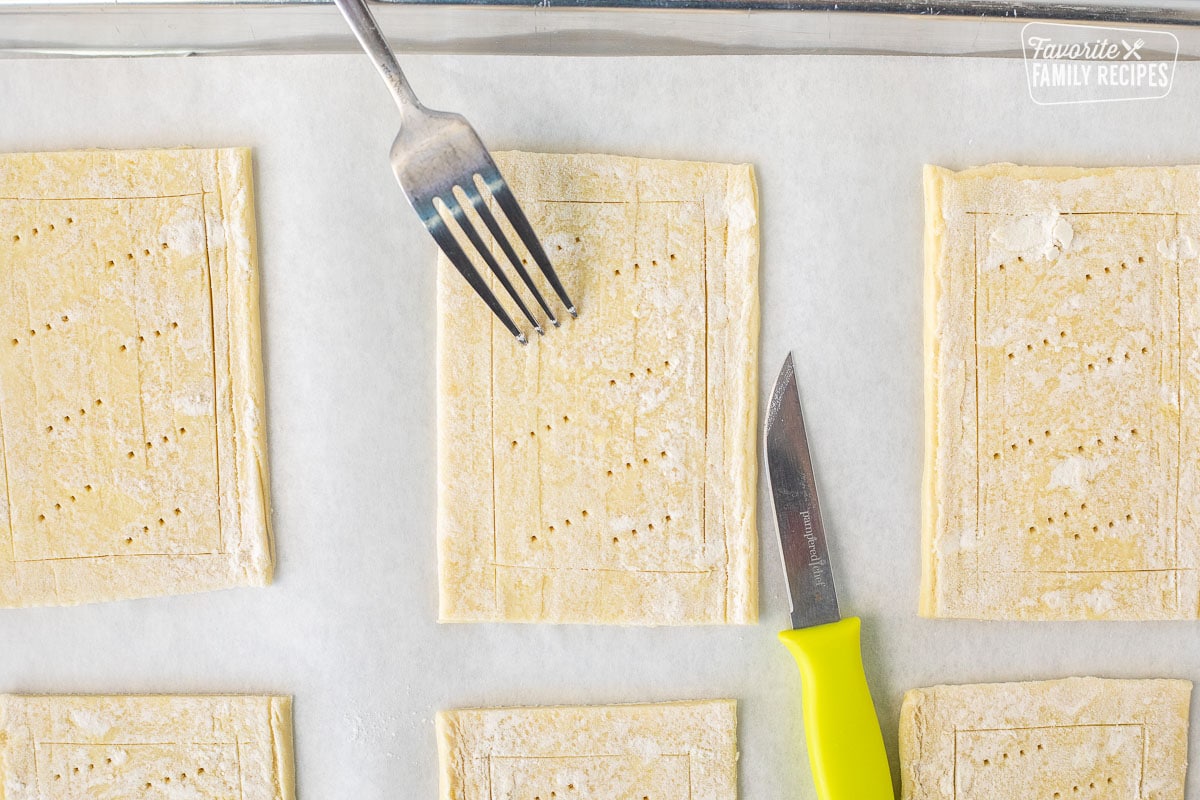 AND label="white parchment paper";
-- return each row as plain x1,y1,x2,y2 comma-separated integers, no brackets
2,51,1200,798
